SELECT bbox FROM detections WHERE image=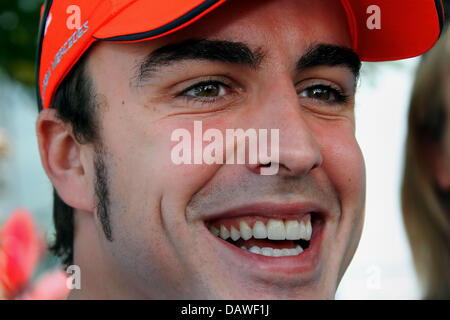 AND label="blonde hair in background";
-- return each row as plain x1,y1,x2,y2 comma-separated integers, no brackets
0,128,7,158
402,27,450,299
